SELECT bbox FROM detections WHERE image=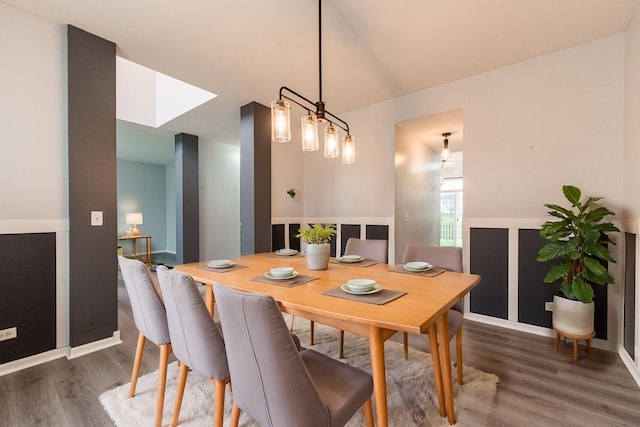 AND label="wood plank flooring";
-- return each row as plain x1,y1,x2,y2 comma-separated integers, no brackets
1,276,639,426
